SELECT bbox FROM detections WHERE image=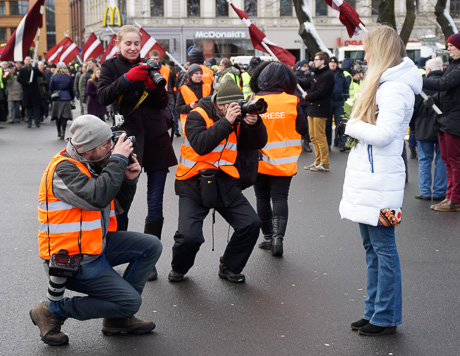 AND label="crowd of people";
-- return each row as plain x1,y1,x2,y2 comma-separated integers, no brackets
10,24,458,345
